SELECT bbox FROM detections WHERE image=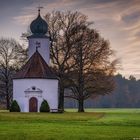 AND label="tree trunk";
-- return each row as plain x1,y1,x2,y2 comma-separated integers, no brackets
6,94,10,110
6,77,10,110
78,99,84,112
58,82,64,112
